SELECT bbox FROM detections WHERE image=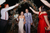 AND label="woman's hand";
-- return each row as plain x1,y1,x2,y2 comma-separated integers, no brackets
29,7,32,10
29,7,39,14
45,26,50,30
24,22,26,24
24,16,26,24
